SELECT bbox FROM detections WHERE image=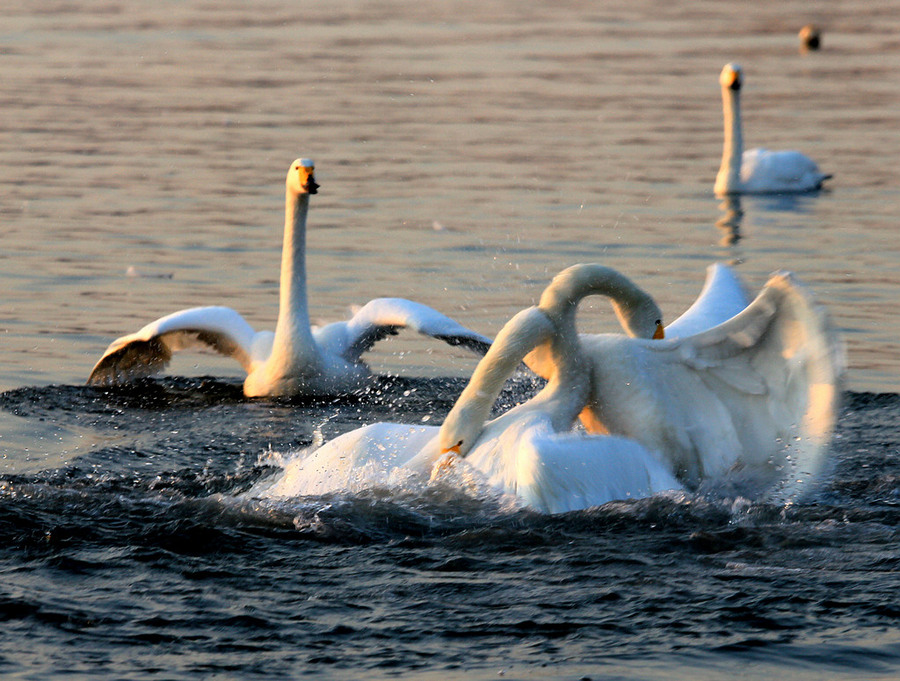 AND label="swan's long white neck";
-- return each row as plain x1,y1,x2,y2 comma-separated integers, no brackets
270,190,320,370
716,77,744,195
441,264,657,454
438,306,556,452
539,264,660,340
